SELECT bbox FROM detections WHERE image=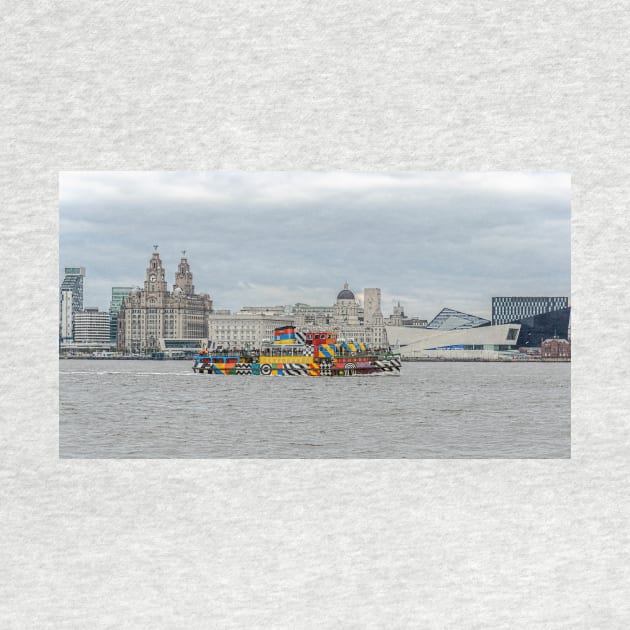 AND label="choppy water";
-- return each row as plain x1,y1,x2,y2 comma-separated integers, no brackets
59,359,570,458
